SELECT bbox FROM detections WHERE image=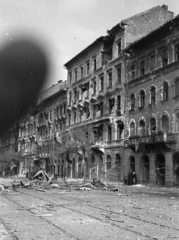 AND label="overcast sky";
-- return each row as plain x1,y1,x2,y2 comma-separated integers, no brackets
0,0,178,89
